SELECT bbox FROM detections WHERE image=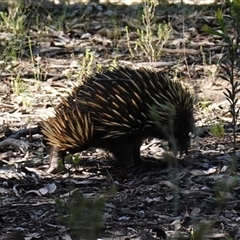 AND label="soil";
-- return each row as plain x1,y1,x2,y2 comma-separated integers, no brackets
0,1,240,240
